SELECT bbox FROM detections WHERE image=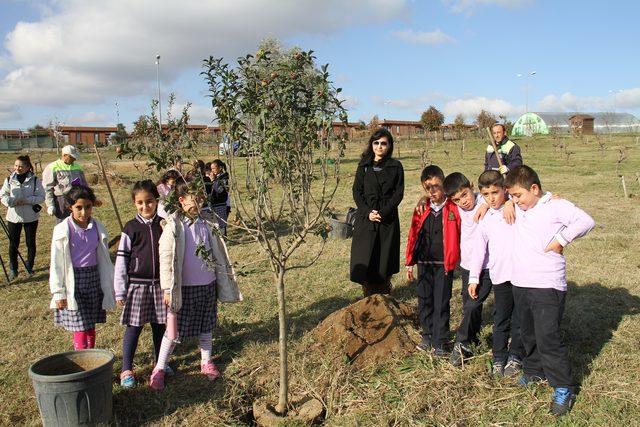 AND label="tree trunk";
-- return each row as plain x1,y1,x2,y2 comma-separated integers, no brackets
275,267,288,415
